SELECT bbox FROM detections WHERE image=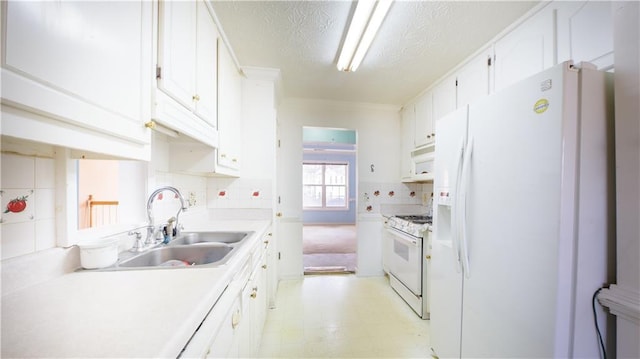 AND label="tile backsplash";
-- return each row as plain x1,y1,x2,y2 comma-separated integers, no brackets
206,177,273,210
359,182,433,214
1,153,56,260
150,171,209,227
